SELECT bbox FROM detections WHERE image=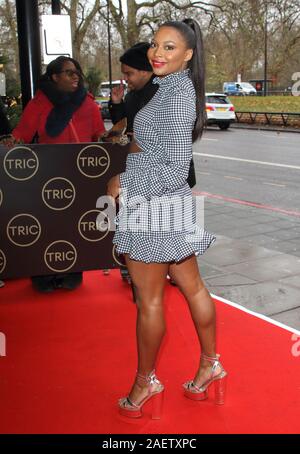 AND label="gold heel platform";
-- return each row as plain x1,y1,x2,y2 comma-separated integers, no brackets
118,370,164,419
183,353,227,405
